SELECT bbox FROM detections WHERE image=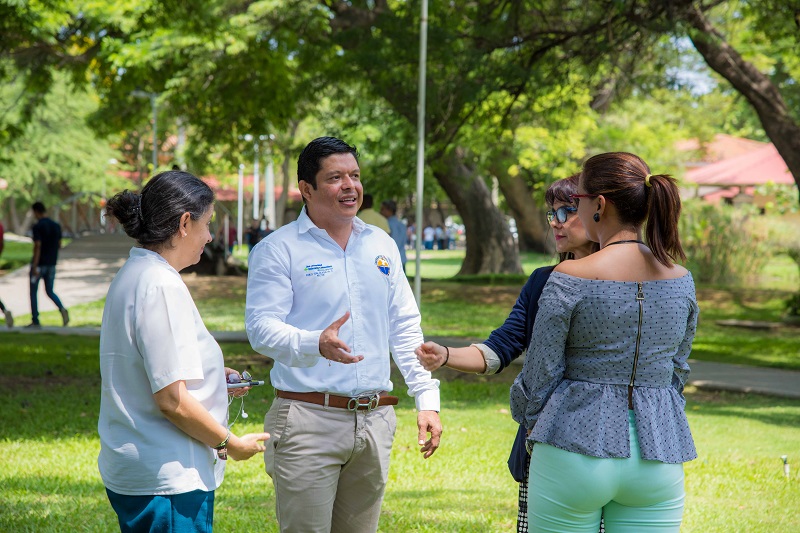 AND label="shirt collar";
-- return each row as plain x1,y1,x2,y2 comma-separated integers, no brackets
129,247,178,273
298,206,365,237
